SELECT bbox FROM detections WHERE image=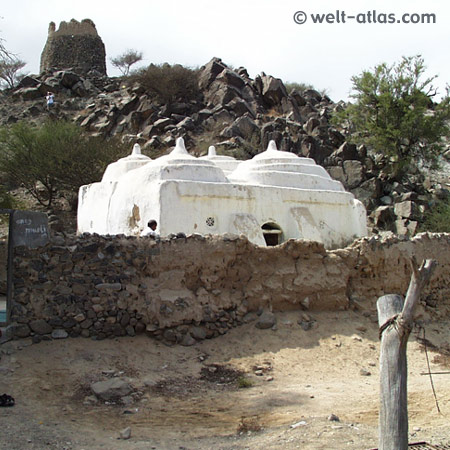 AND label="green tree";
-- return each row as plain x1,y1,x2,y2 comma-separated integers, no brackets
333,55,450,179
110,49,143,76
0,121,129,209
